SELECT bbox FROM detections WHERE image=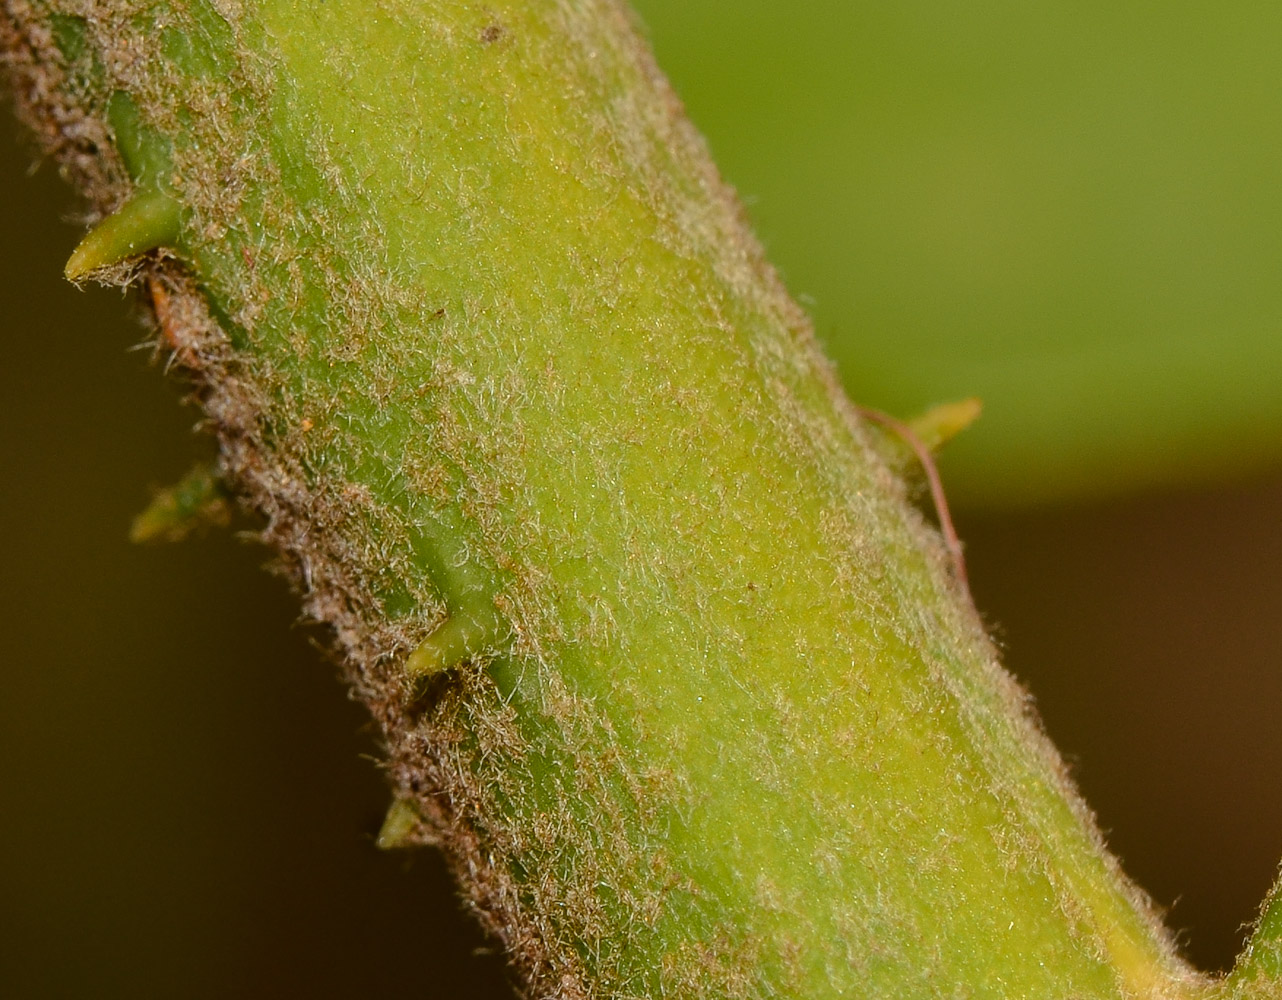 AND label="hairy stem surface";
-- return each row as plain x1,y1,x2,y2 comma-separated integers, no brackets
5,1,1271,997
